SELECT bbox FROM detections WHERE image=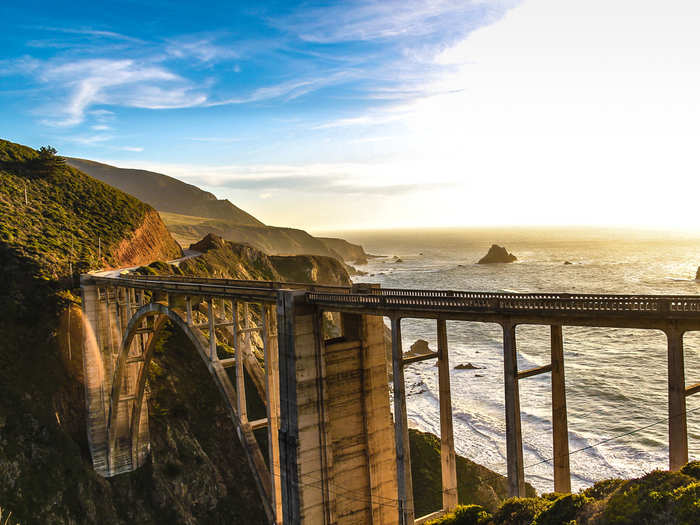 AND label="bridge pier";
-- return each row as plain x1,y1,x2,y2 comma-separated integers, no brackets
666,326,688,471
278,291,398,524
437,319,458,513
391,317,414,525
550,325,571,493
502,321,526,498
